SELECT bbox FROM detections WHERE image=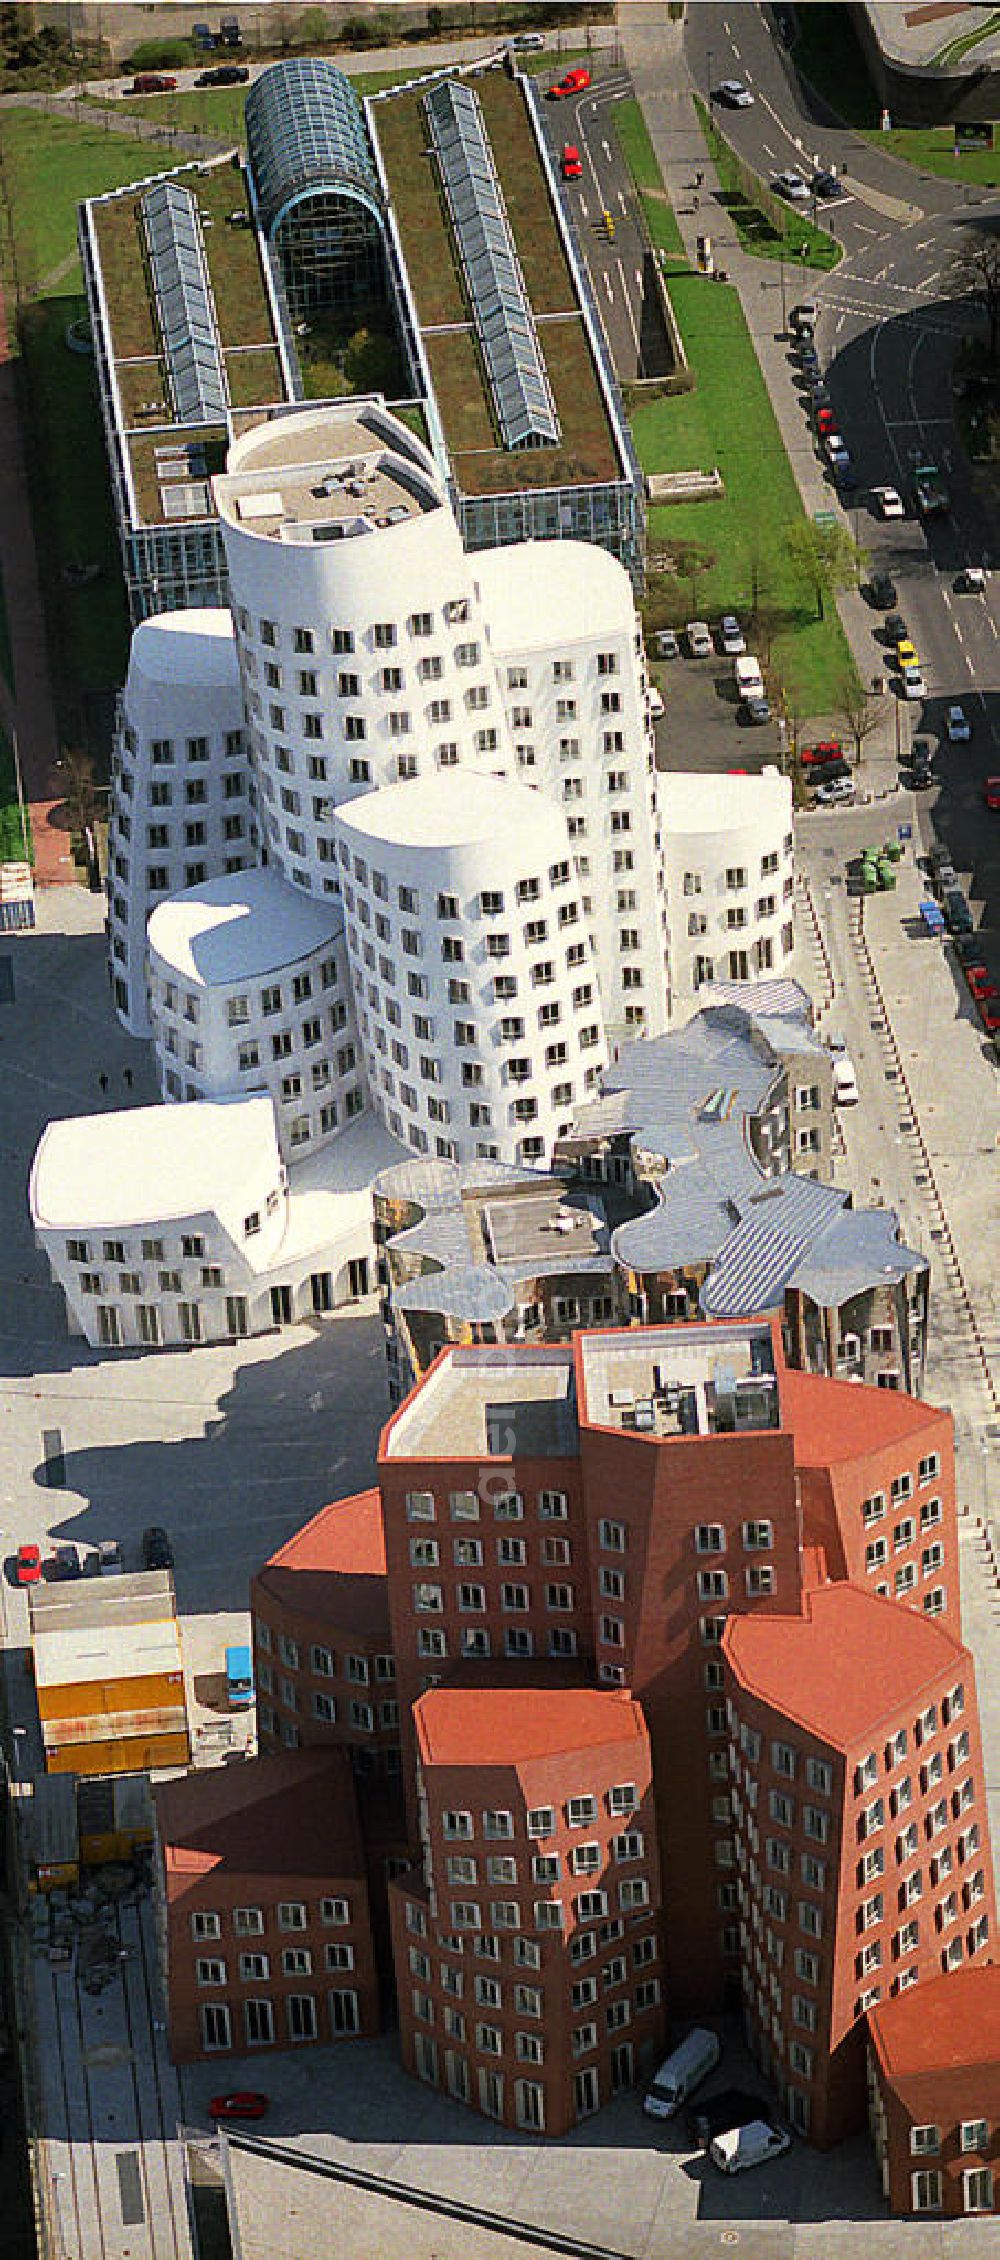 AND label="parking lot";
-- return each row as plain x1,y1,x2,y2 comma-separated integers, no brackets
650,630,787,775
